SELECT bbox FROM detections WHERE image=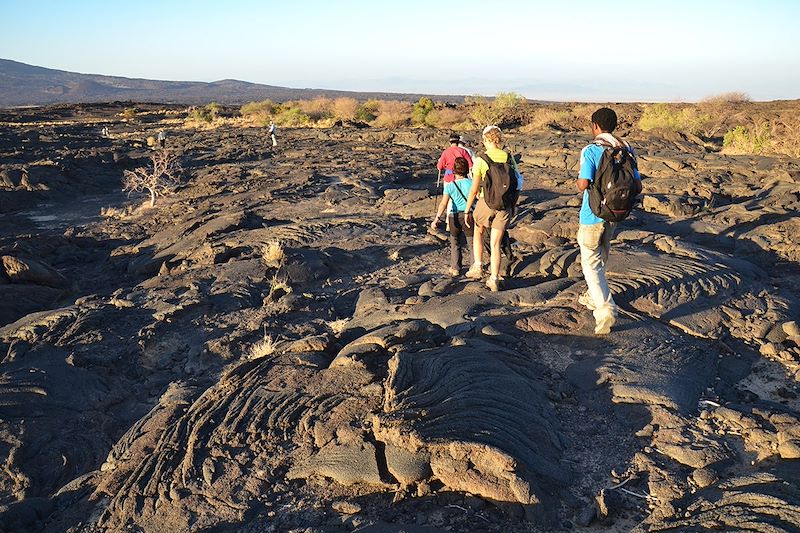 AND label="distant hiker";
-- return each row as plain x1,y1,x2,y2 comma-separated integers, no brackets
431,157,474,276
269,121,277,147
101,126,109,138
576,107,643,334
464,125,523,292
437,133,473,184
157,130,166,148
